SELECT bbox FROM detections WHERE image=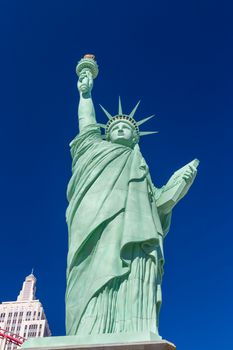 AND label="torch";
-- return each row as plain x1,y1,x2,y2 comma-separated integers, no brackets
76,54,99,92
